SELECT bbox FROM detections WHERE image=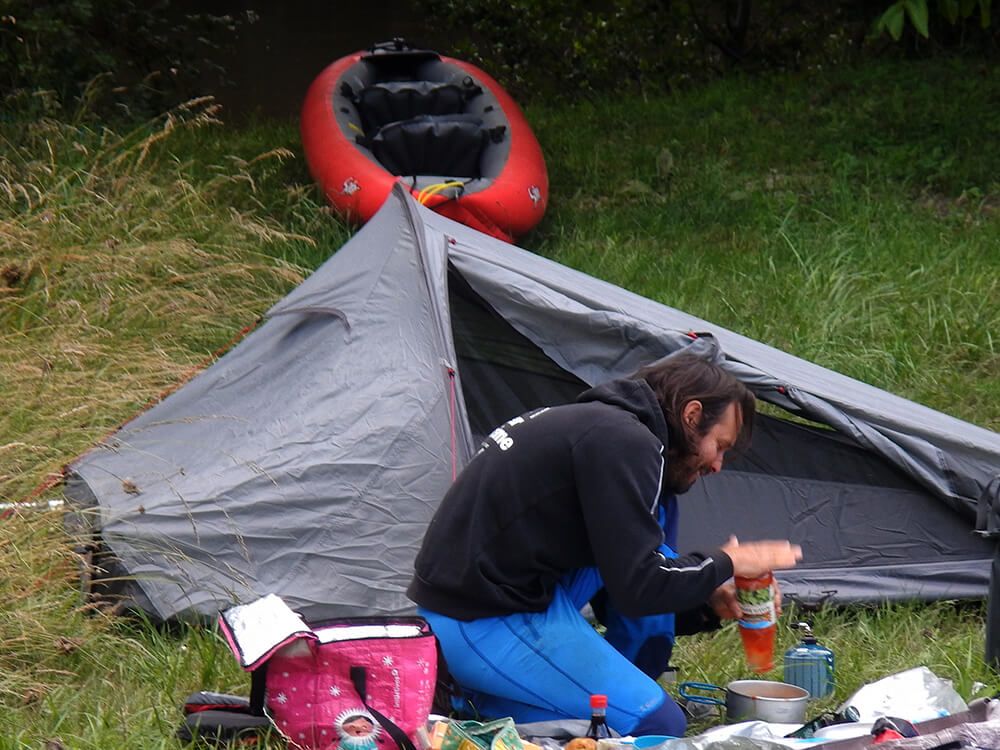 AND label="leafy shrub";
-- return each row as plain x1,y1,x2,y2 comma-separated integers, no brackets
0,0,251,118
426,1,891,100
425,0,694,99
876,0,997,41
425,0,996,101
